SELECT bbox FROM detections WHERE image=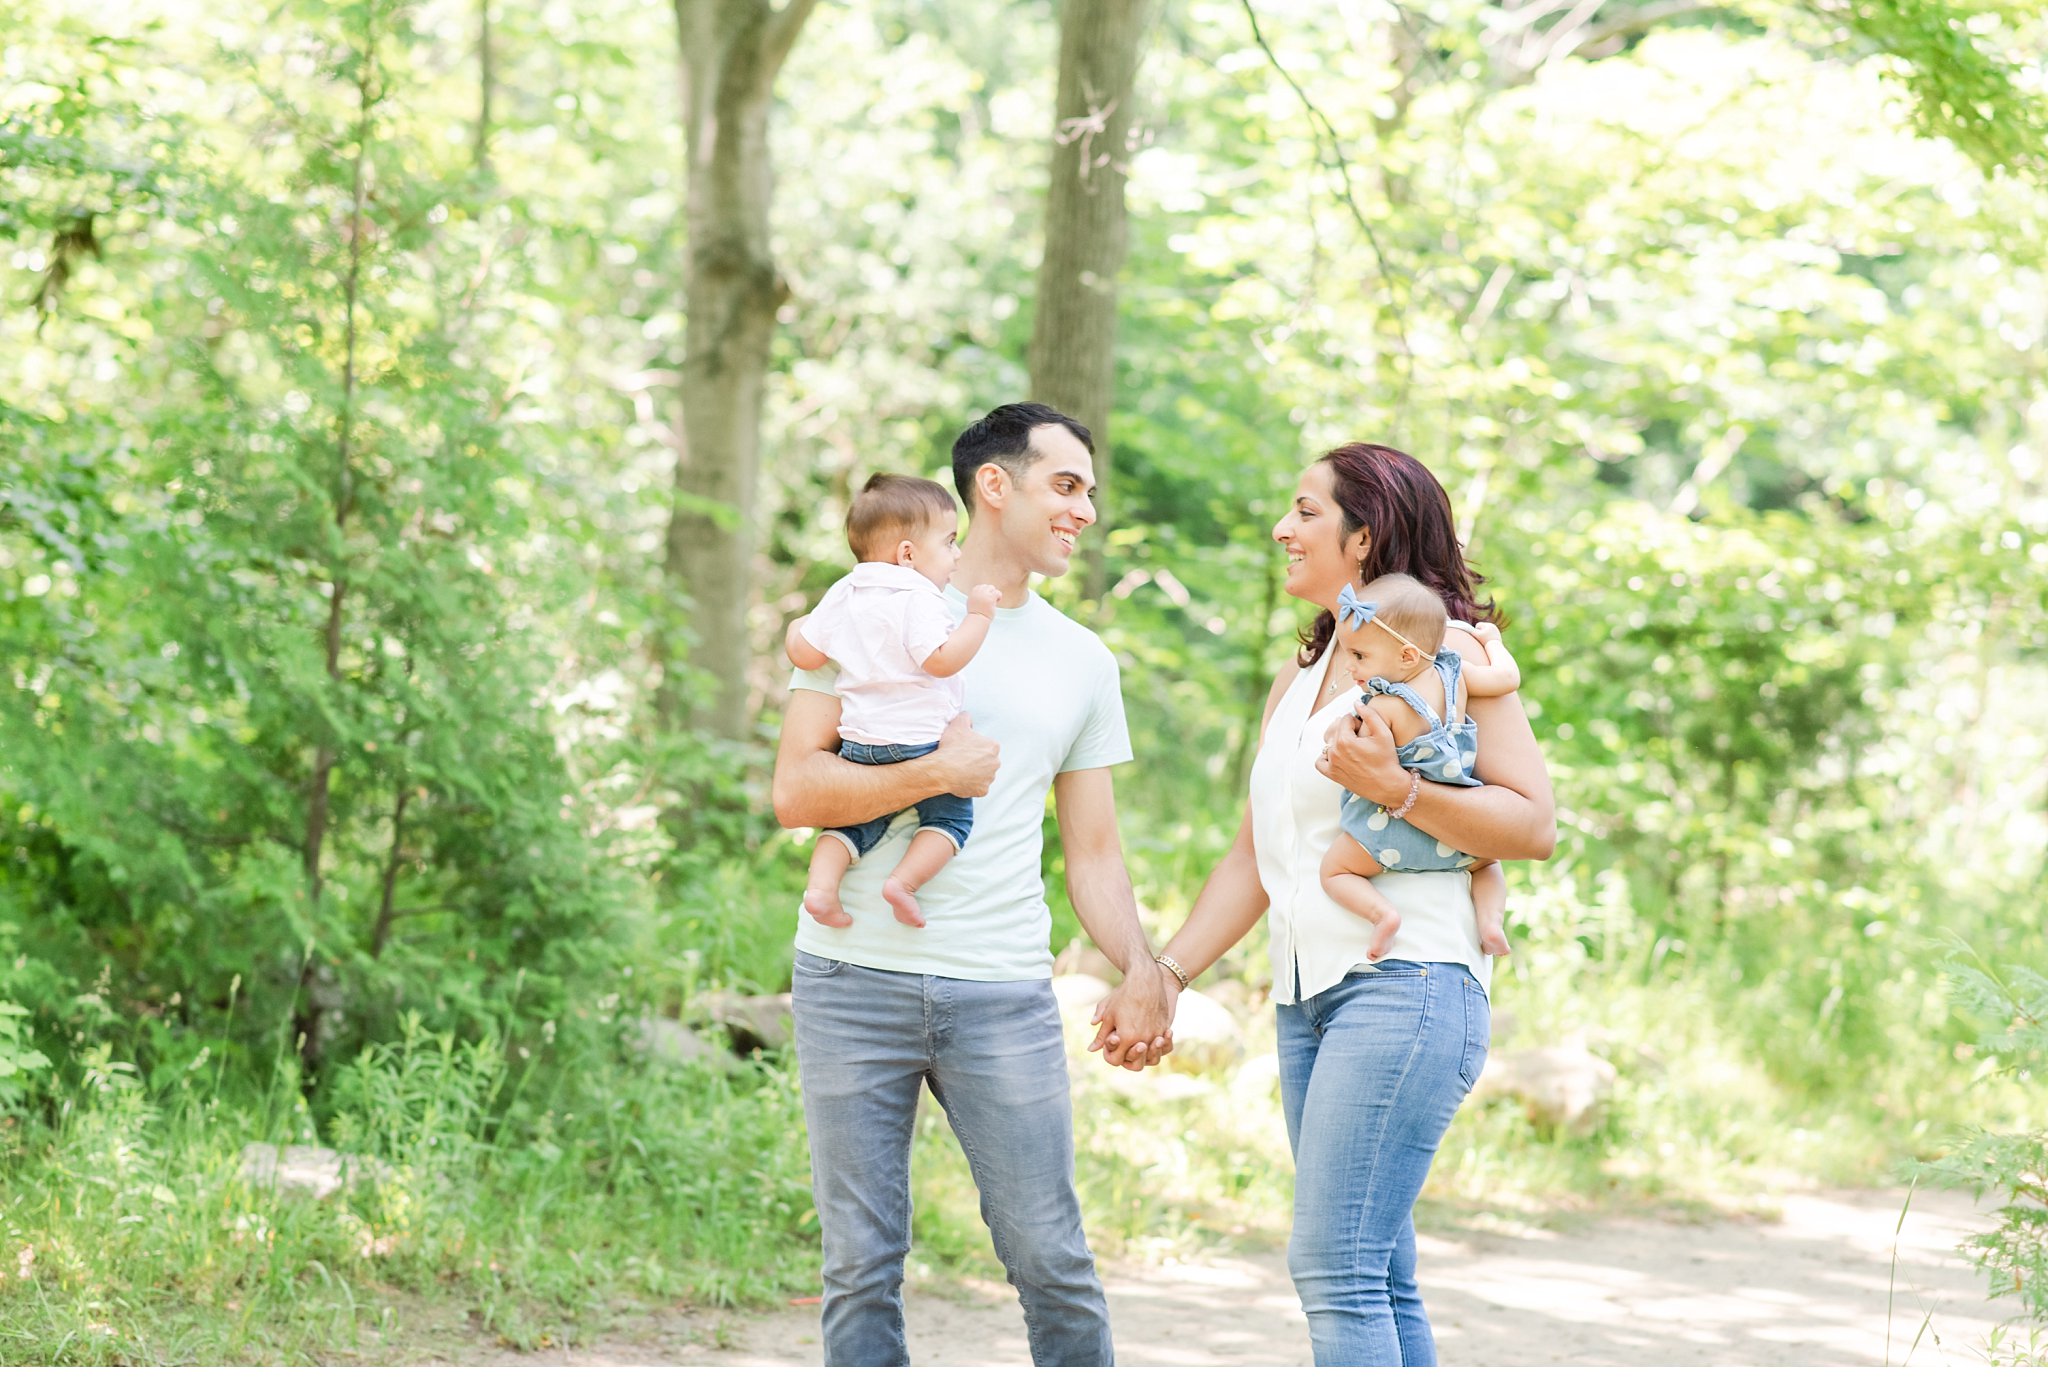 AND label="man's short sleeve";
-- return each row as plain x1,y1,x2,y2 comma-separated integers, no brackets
797,583,850,666
900,589,957,668
1060,648,1132,772
789,663,840,696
